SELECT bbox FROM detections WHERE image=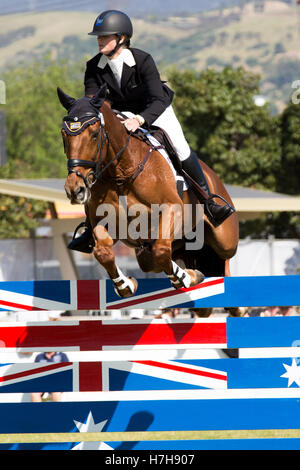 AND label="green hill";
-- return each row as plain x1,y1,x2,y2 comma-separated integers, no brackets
1,1,299,113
